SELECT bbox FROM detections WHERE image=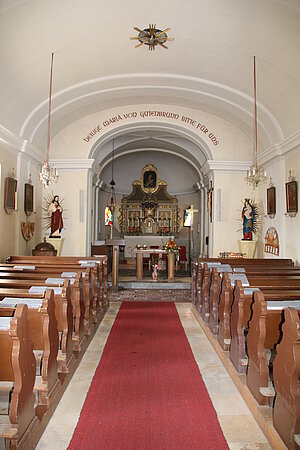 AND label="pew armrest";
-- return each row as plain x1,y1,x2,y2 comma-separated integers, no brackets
294,435,300,446
259,386,275,397
0,382,13,392
0,416,18,439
